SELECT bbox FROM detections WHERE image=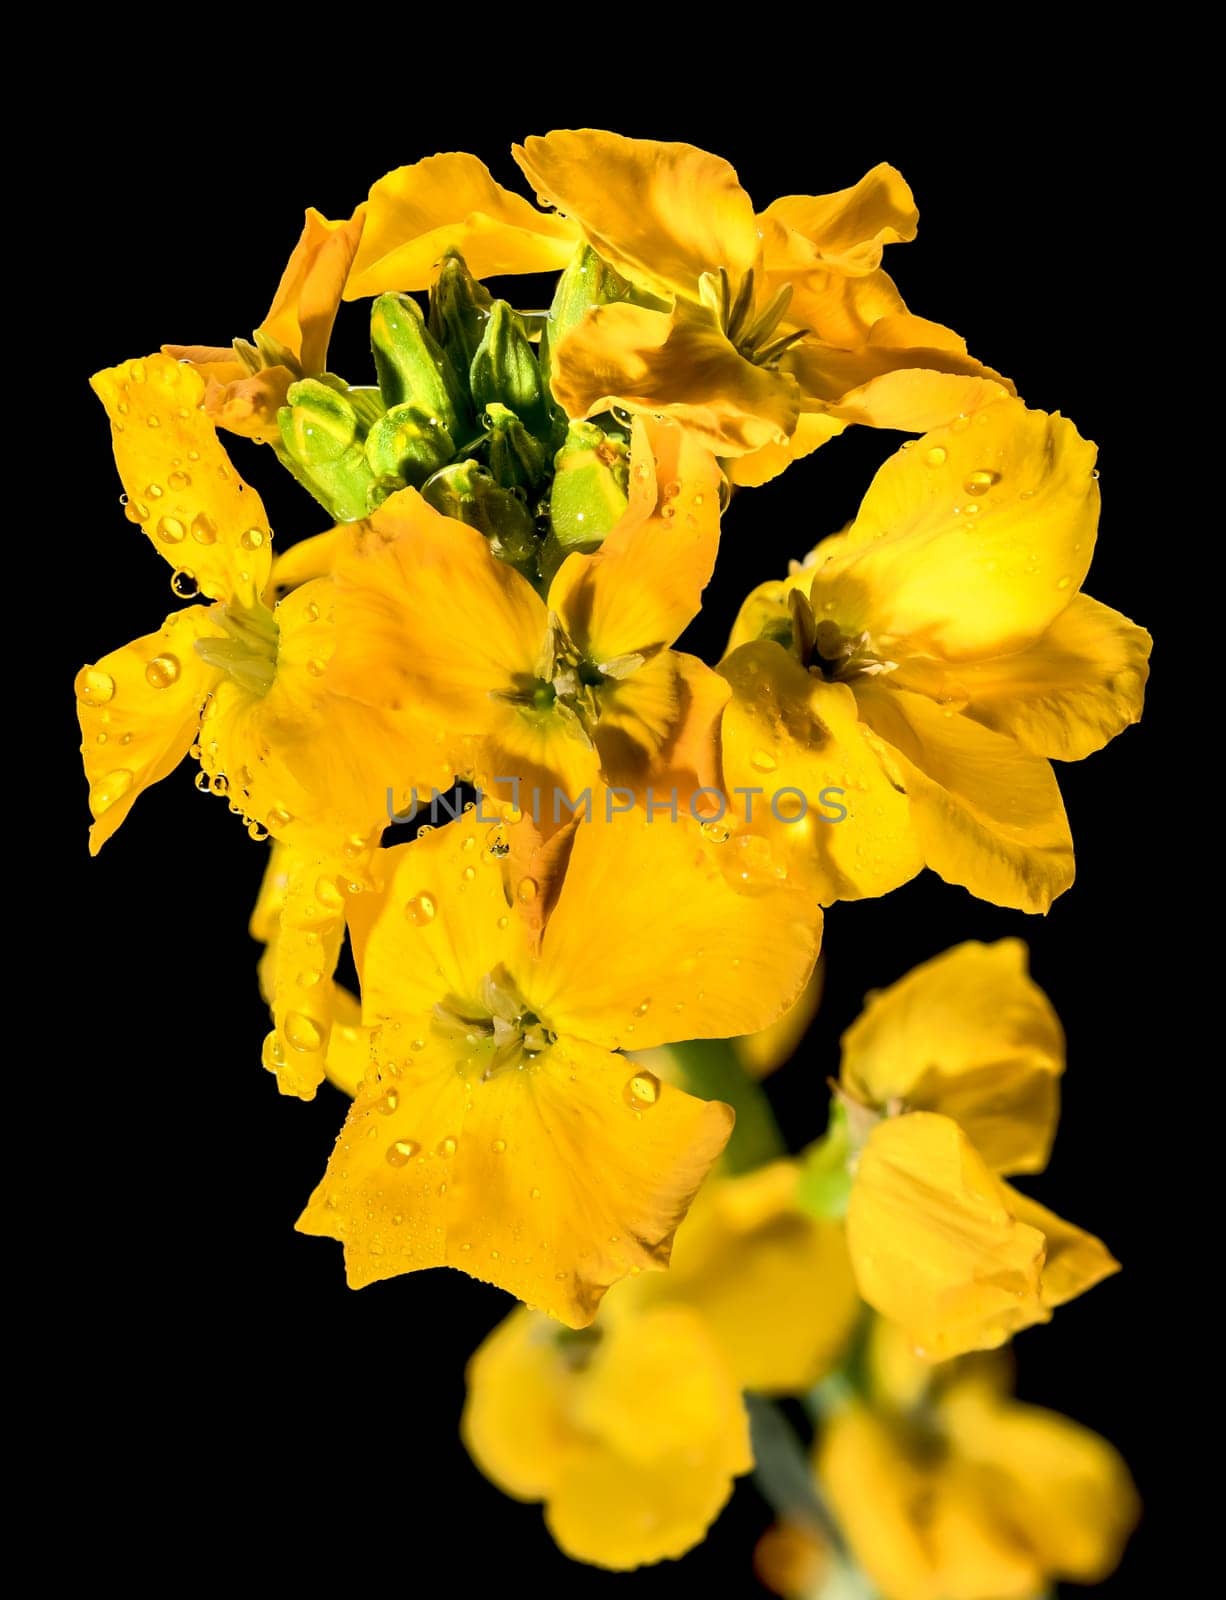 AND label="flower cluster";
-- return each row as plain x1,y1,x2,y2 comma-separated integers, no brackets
77,131,1148,1592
